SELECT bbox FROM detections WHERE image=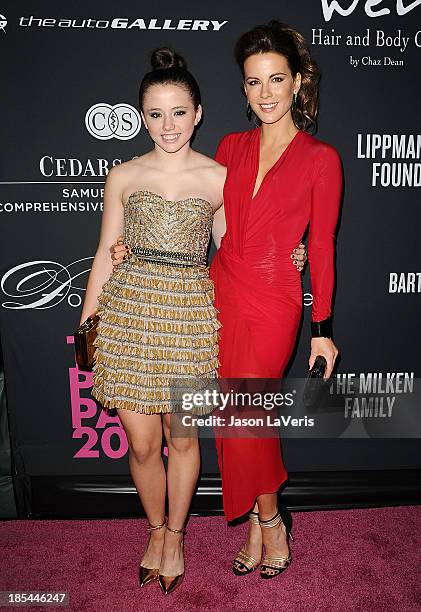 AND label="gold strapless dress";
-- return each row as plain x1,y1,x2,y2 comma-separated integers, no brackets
91,190,221,414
